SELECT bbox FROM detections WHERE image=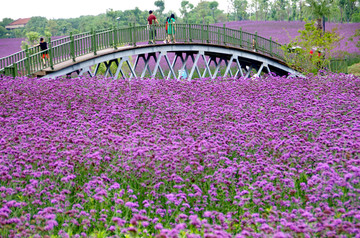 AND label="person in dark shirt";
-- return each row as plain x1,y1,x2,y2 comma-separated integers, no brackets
147,10,159,44
38,38,49,67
